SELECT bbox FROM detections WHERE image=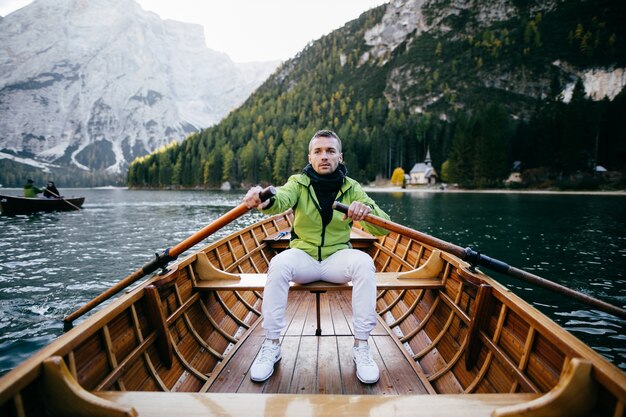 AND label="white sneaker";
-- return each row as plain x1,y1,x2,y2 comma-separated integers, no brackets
352,344,380,384
250,340,281,382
